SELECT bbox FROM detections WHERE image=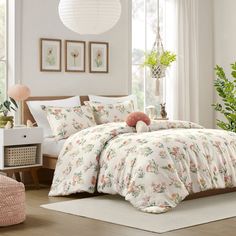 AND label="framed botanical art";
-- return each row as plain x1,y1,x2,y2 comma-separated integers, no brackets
40,38,62,72
65,40,86,72
89,42,109,73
